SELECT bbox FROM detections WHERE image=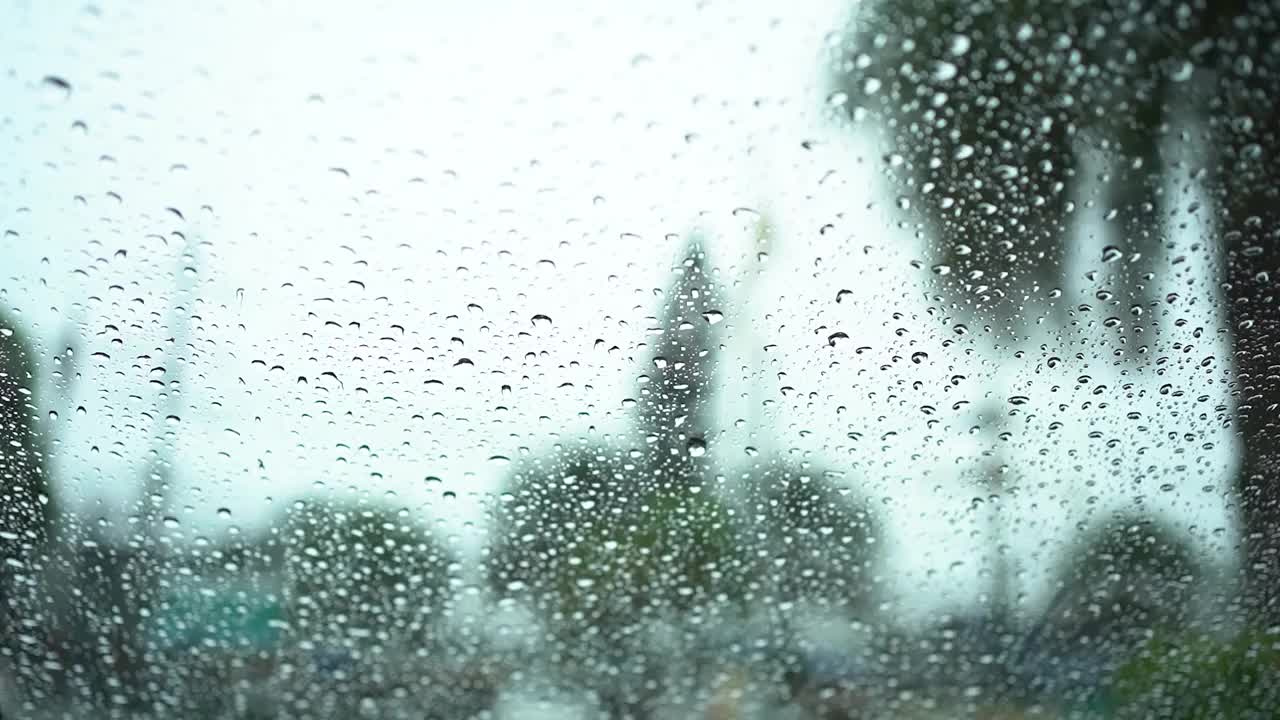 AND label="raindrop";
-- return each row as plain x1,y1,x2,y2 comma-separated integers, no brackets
910,351,928,364
701,311,724,325
1101,246,1123,263
827,332,849,347
41,75,72,100
686,437,707,457
531,314,552,327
